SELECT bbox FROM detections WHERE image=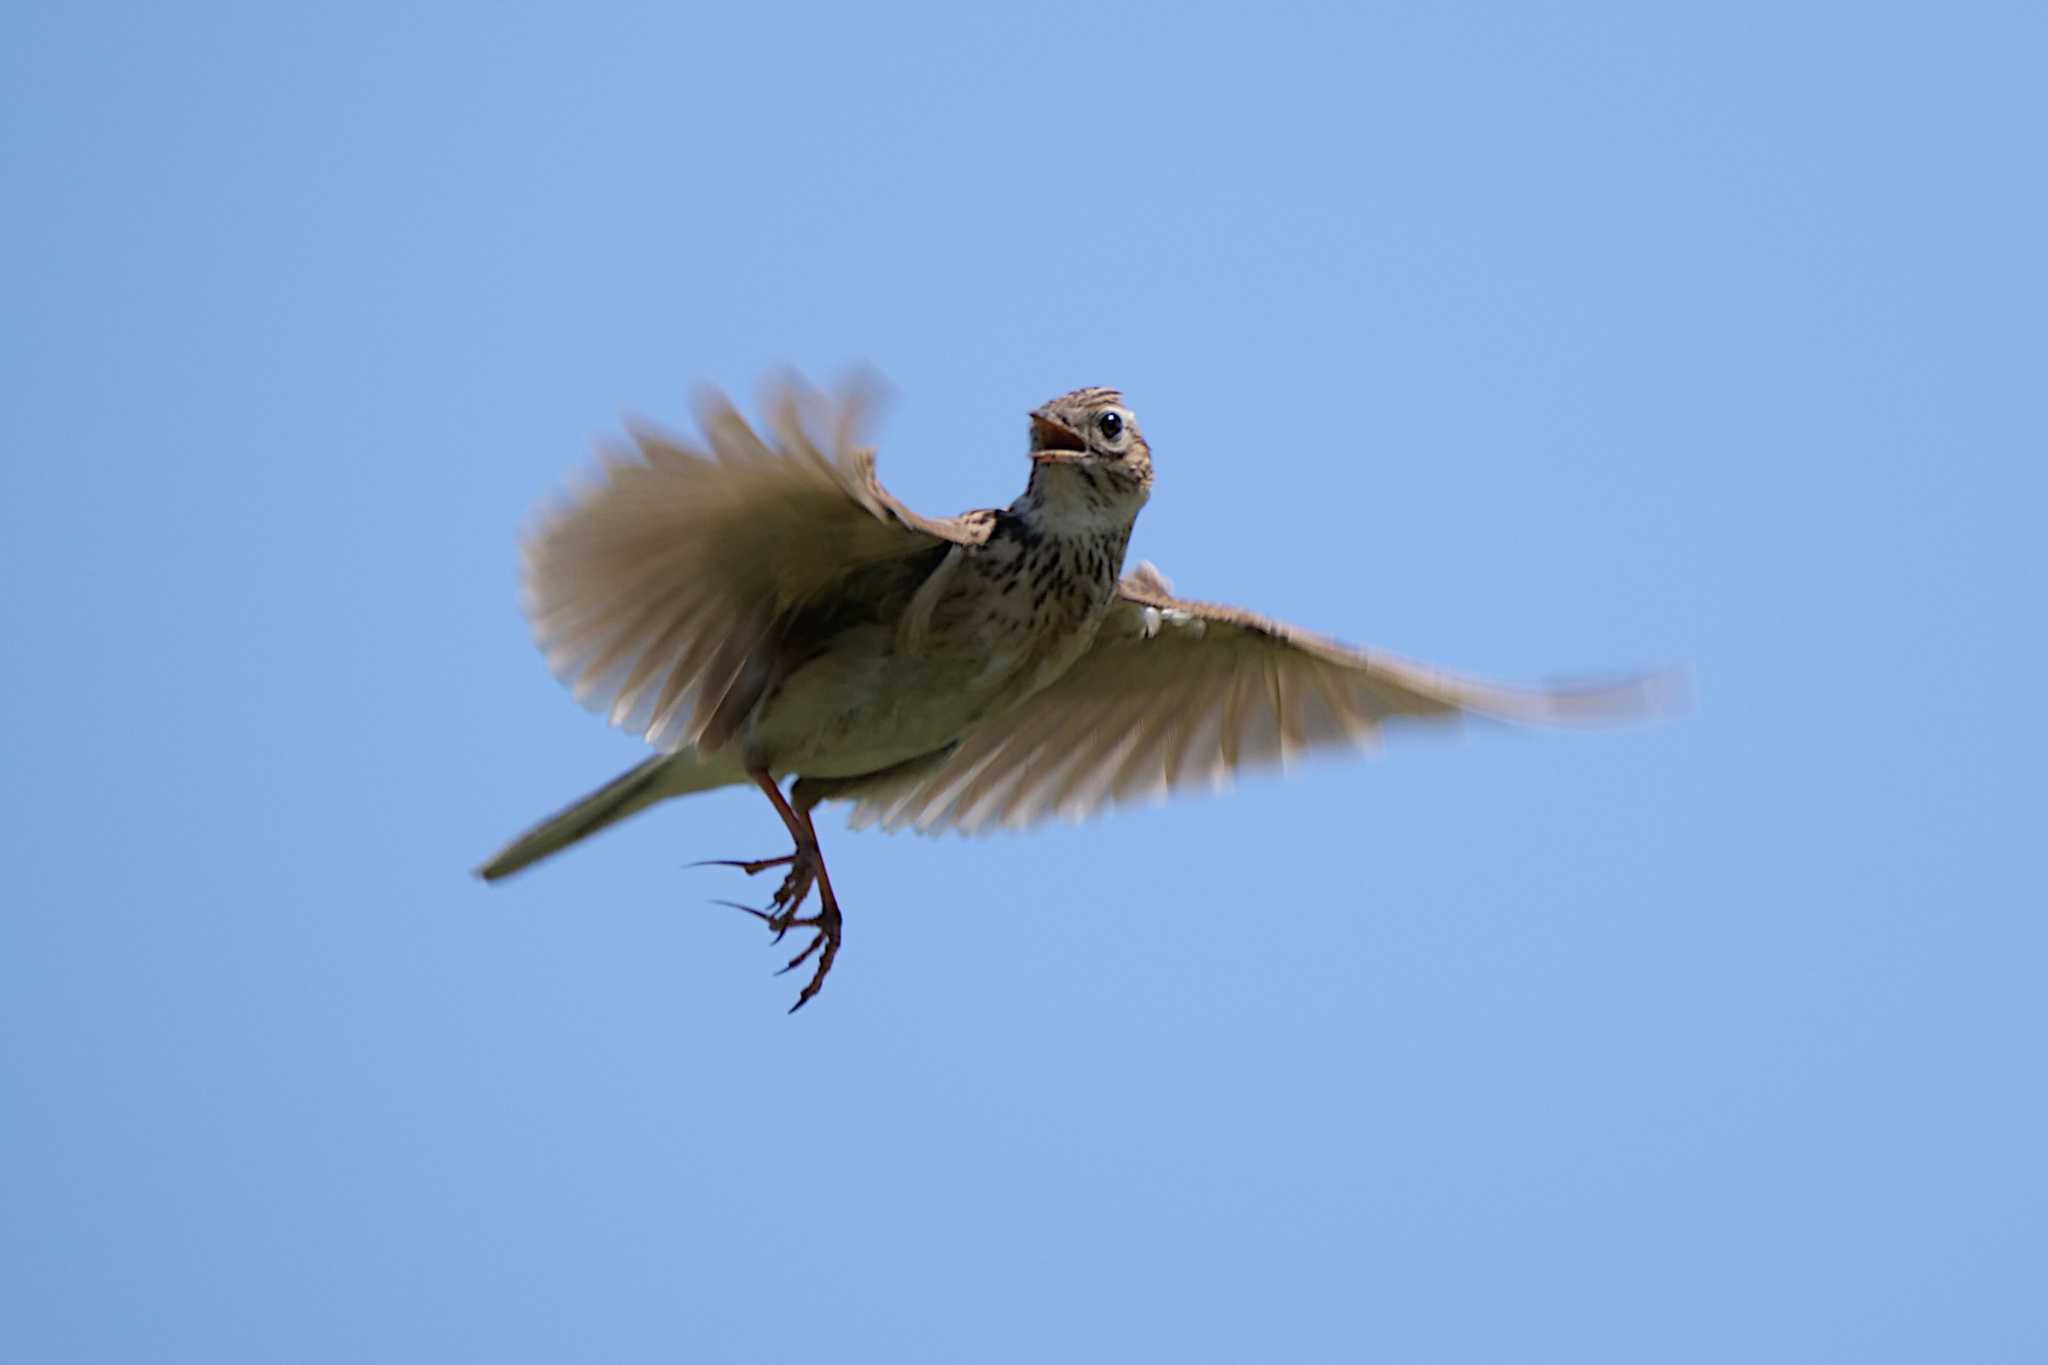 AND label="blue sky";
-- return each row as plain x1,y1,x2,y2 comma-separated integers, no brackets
5,3,2044,1360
